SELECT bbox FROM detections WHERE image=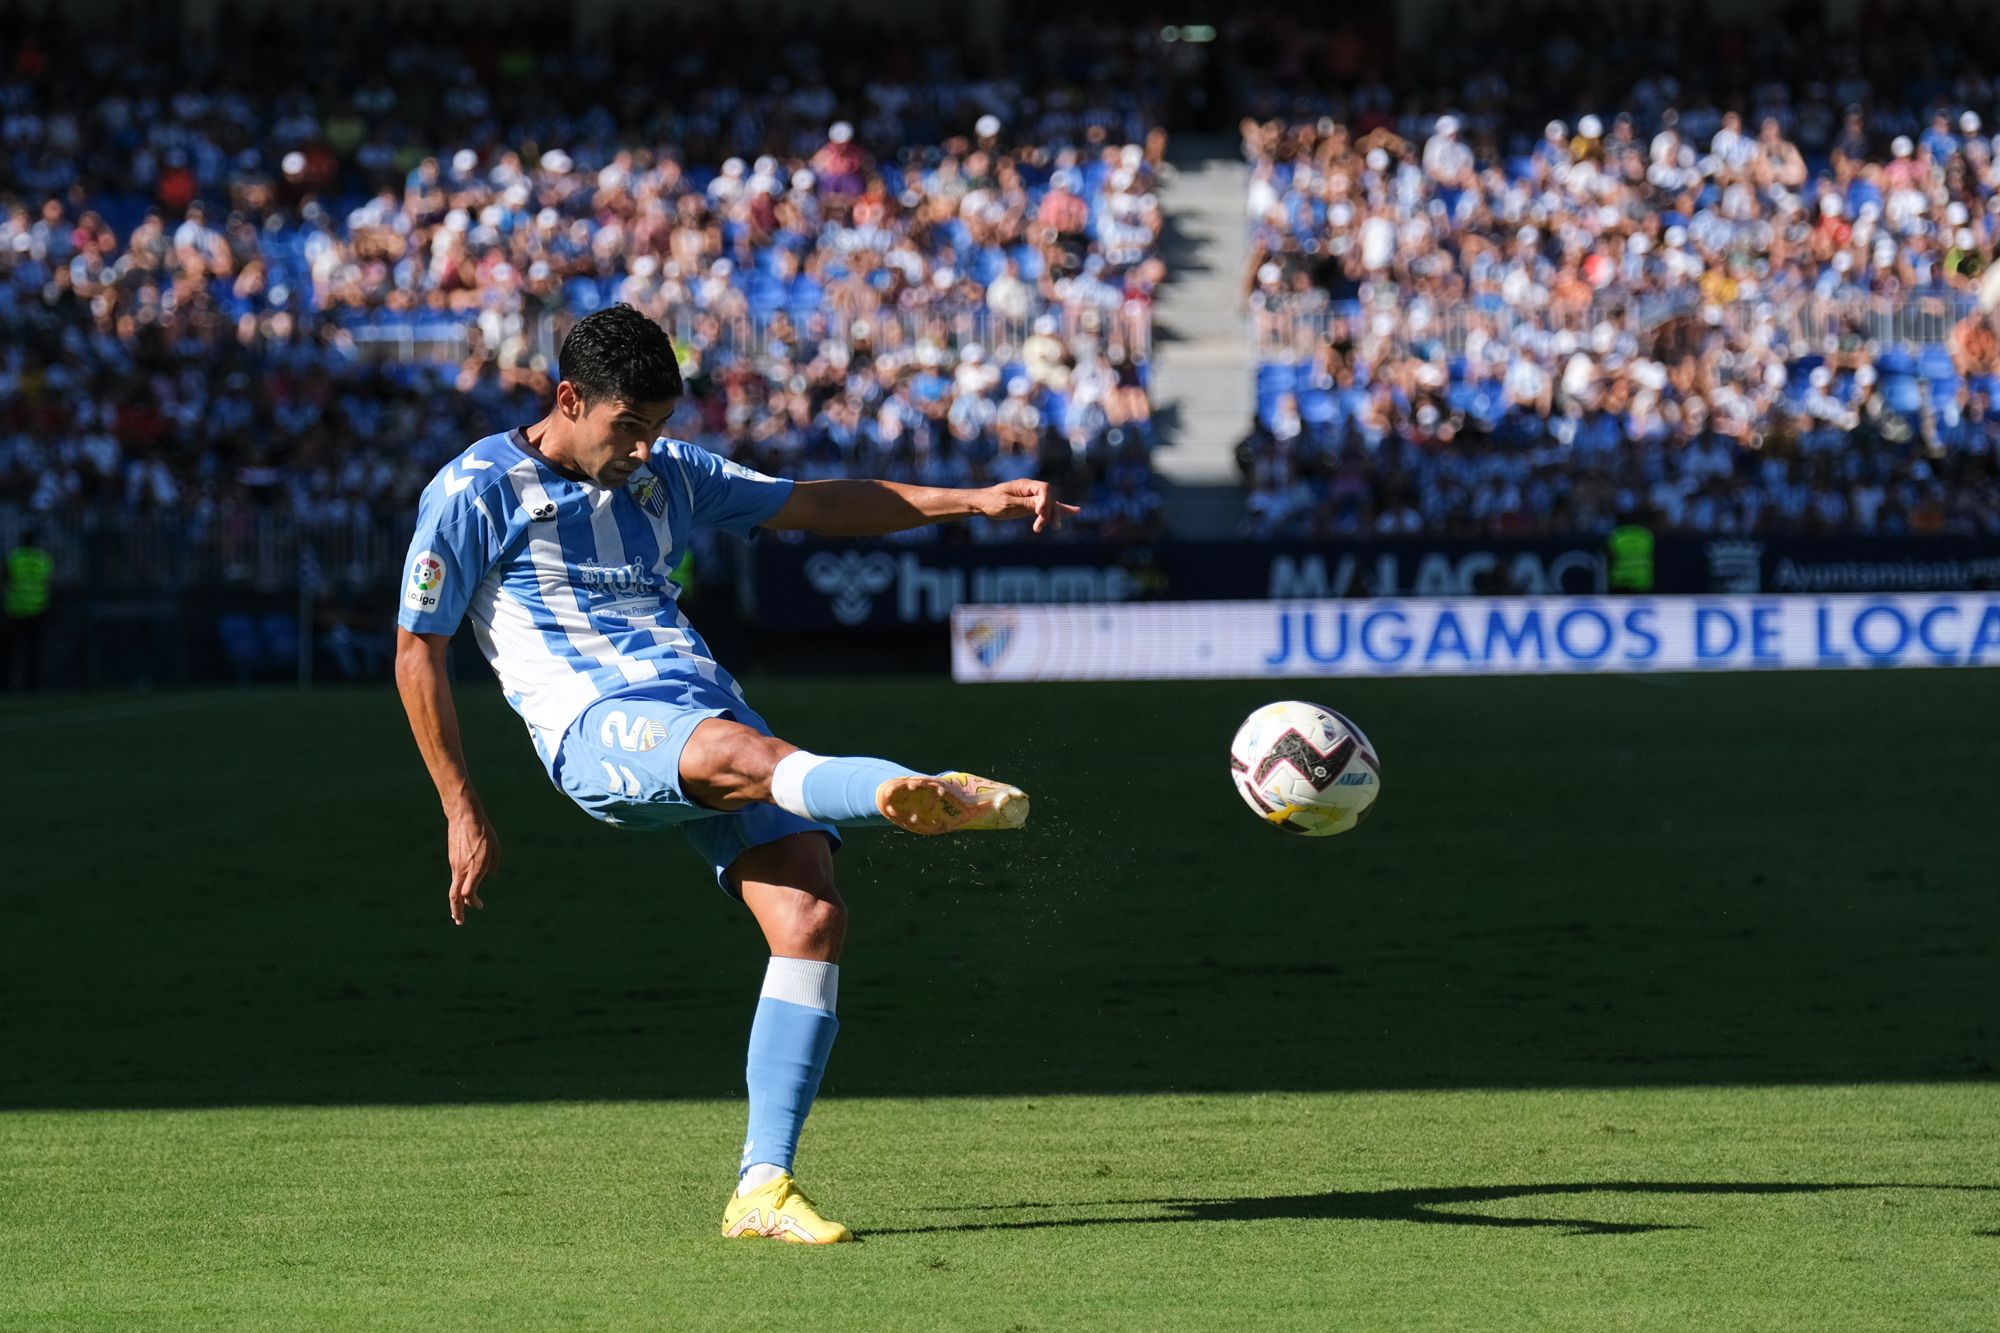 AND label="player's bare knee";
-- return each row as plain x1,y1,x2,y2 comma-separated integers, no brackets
754,885,845,959
789,894,847,954
682,719,796,808
734,833,845,957
734,732,797,789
